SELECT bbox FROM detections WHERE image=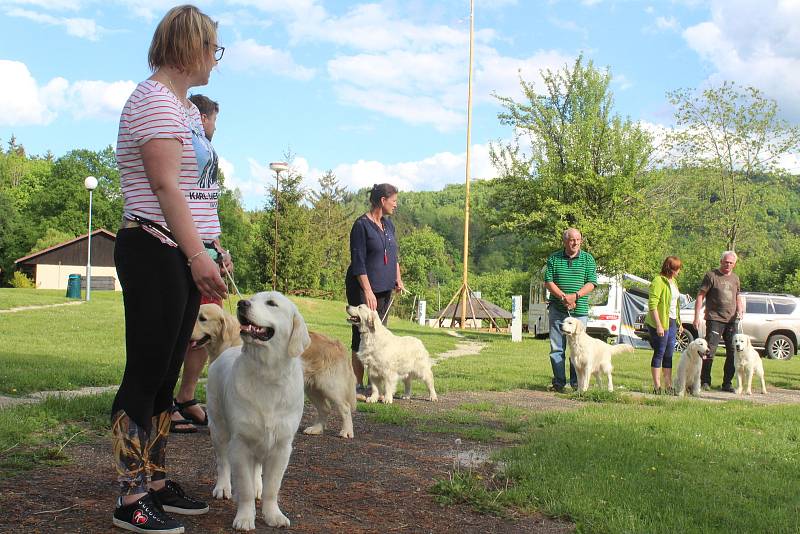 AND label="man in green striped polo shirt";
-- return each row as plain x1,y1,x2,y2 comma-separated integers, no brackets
544,228,598,392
